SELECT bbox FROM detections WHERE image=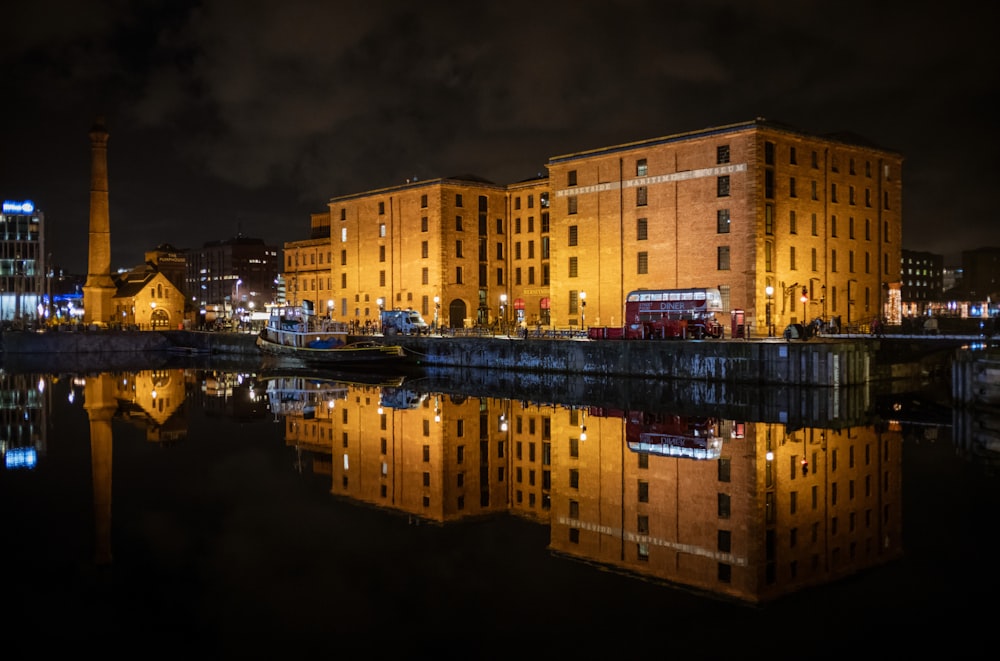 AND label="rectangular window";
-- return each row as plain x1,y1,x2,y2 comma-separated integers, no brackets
421,241,428,258
636,186,647,206
568,256,578,278
420,194,428,208
765,169,774,199
717,145,730,164
637,217,648,240
812,213,818,236
568,226,578,246
789,210,797,234
455,240,463,258
789,177,797,198
568,196,578,215
790,246,796,270
422,267,428,285
496,242,503,260
717,176,730,197
455,194,463,207
637,251,648,274
379,245,386,262
717,246,730,270
568,170,577,186
765,141,775,165
789,146,797,164
636,158,648,176
811,180,818,200
765,204,774,235
456,215,463,231
421,216,428,232
717,209,730,234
